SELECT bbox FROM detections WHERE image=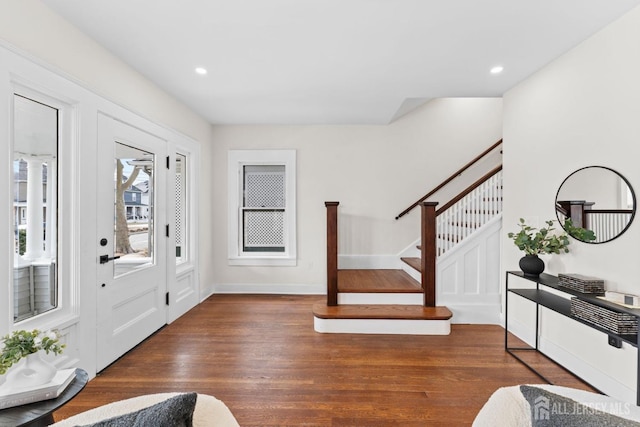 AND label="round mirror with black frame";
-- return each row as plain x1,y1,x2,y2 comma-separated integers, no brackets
555,166,636,244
